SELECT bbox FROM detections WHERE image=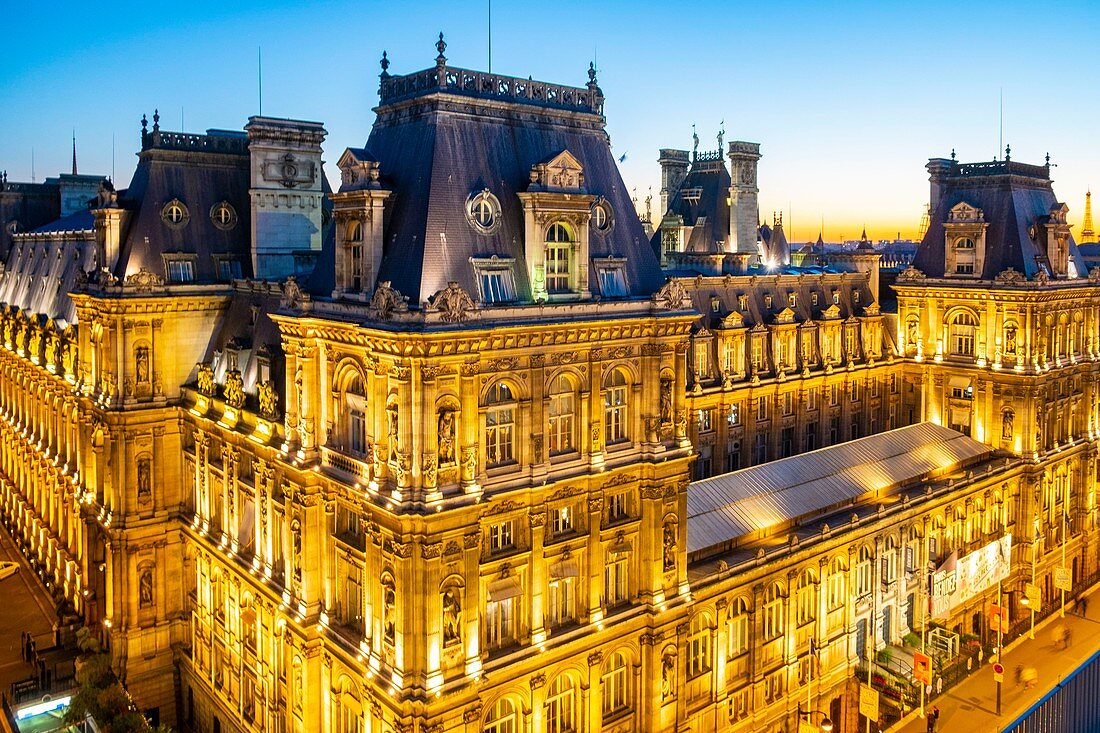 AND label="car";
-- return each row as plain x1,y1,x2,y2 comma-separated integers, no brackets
0,561,18,581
